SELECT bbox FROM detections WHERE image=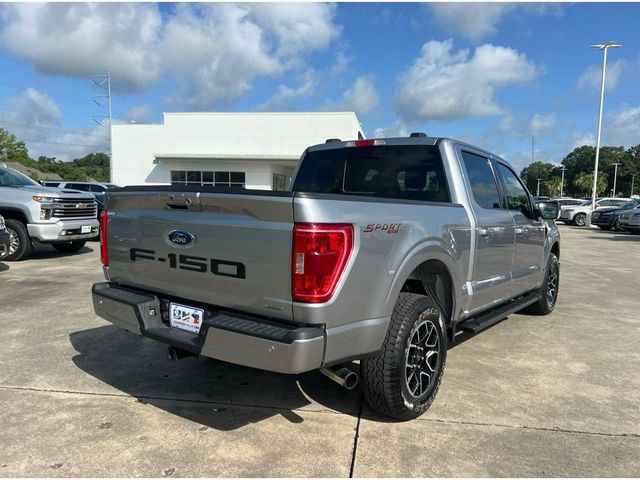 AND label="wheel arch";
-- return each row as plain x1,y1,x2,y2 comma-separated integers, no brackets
387,249,461,330
0,207,29,225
